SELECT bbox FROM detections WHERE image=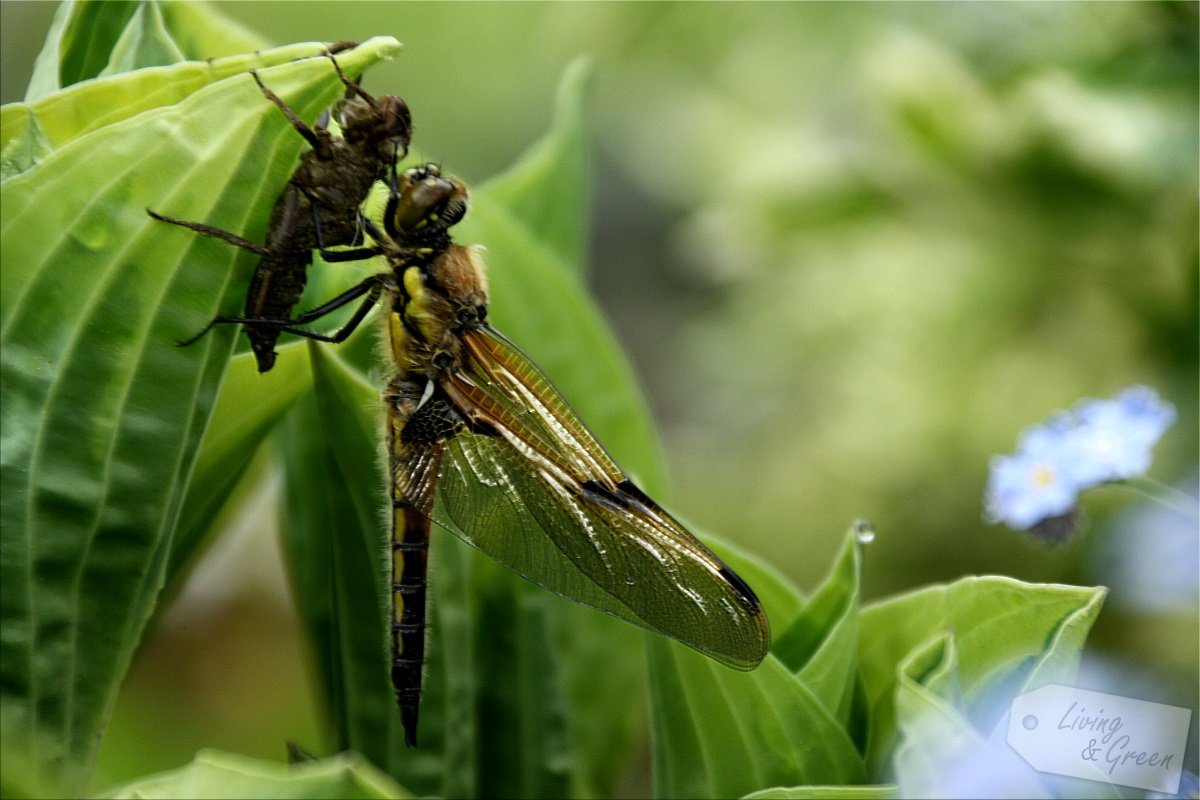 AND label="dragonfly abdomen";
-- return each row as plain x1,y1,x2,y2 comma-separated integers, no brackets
385,373,462,748
390,501,430,748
